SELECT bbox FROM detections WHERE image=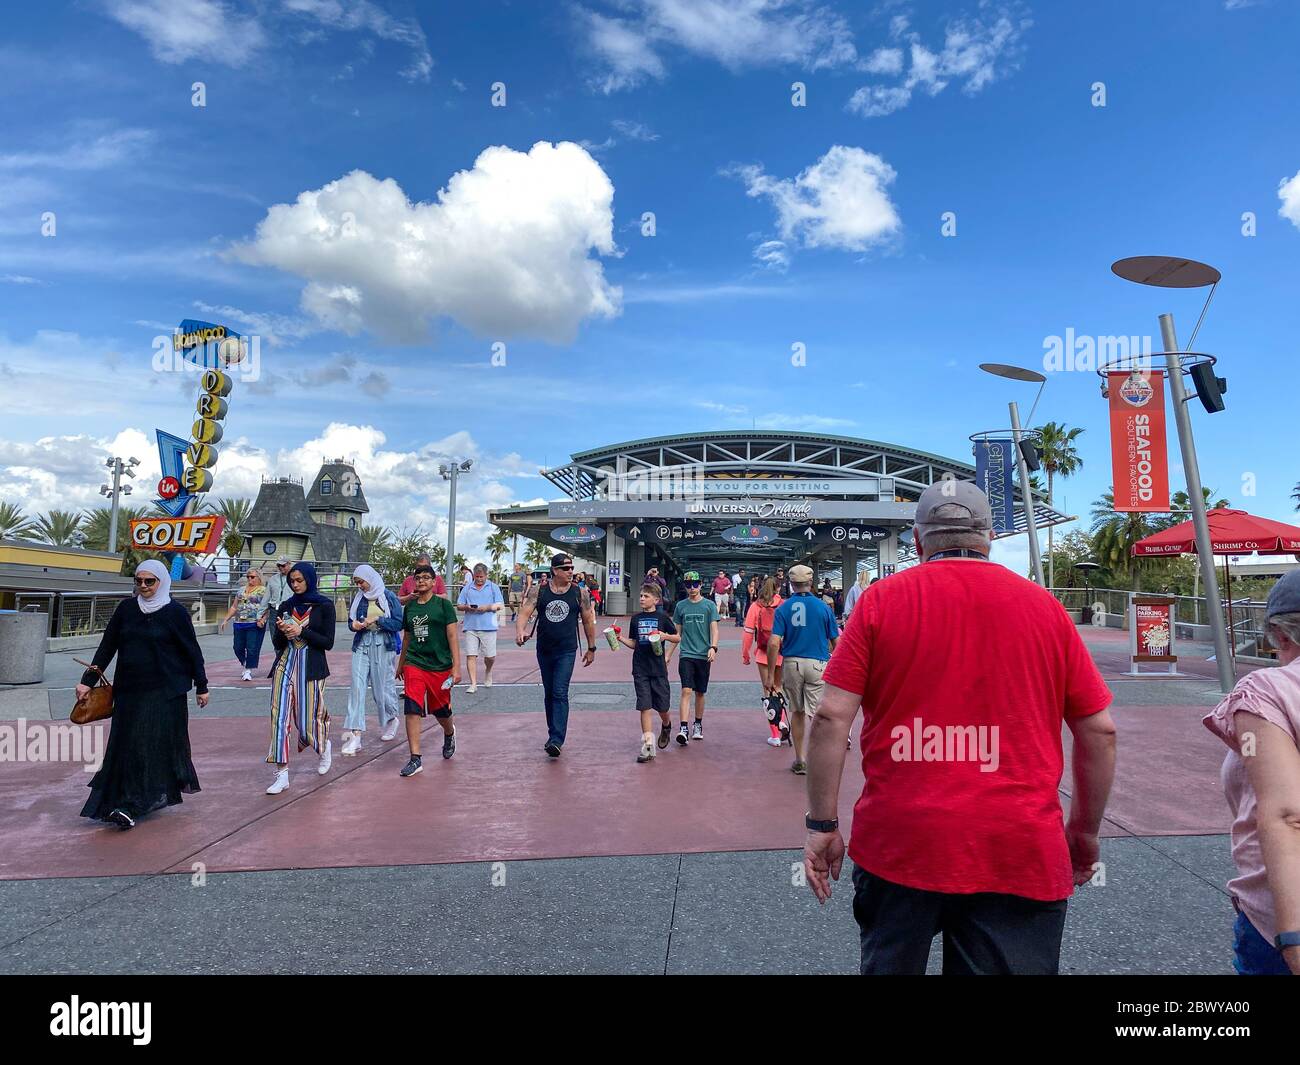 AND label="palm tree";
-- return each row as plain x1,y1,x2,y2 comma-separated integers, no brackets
81,505,156,573
210,497,253,561
485,530,510,572
1089,489,1160,591
23,509,84,547
1036,422,1084,589
361,524,392,560
524,540,549,569
0,501,33,540
1153,488,1230,531
1293,482,1300,511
